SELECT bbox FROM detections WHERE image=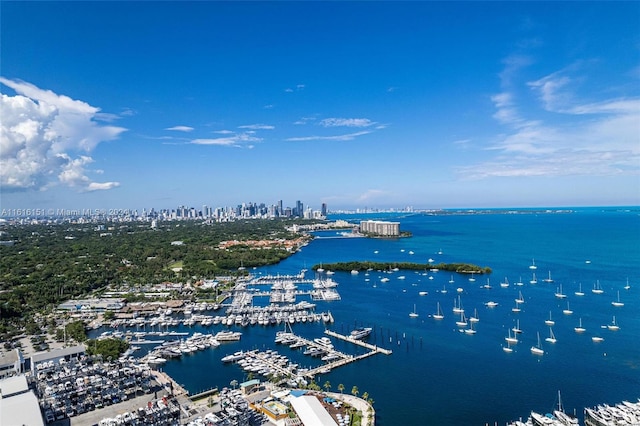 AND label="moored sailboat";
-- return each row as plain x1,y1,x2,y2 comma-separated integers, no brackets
592,280,604,294
545,327,557,344
433,302,444,320
409,304,419,318
554,284,567,299
574,317,585,333
544,311,555,326
575,282,585,296
611,290,624,307
607,315,619,331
